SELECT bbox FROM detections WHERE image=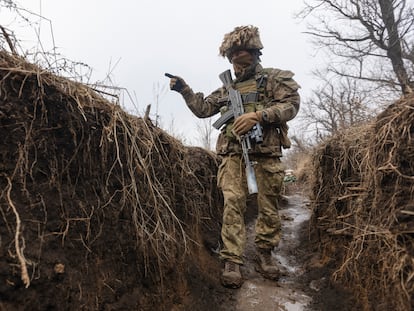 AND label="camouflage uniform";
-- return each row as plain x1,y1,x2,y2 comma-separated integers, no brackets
180,63,300,264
